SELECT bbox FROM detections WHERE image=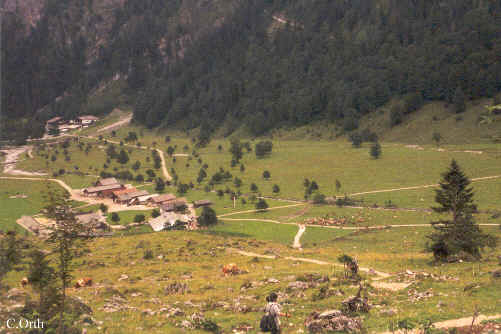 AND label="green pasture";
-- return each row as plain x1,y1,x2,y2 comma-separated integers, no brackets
0,179,66,232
